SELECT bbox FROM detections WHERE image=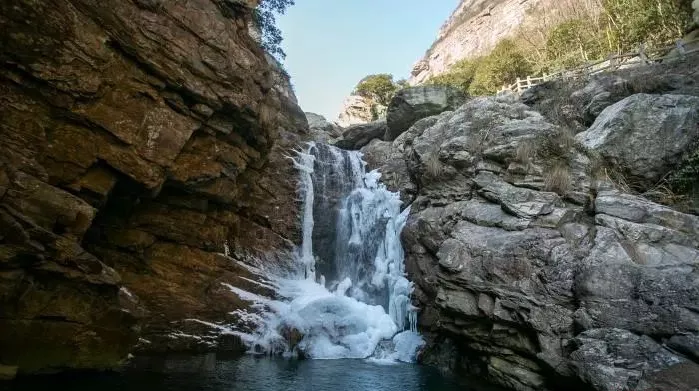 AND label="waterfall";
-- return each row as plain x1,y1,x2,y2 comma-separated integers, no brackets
239,142,423,362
